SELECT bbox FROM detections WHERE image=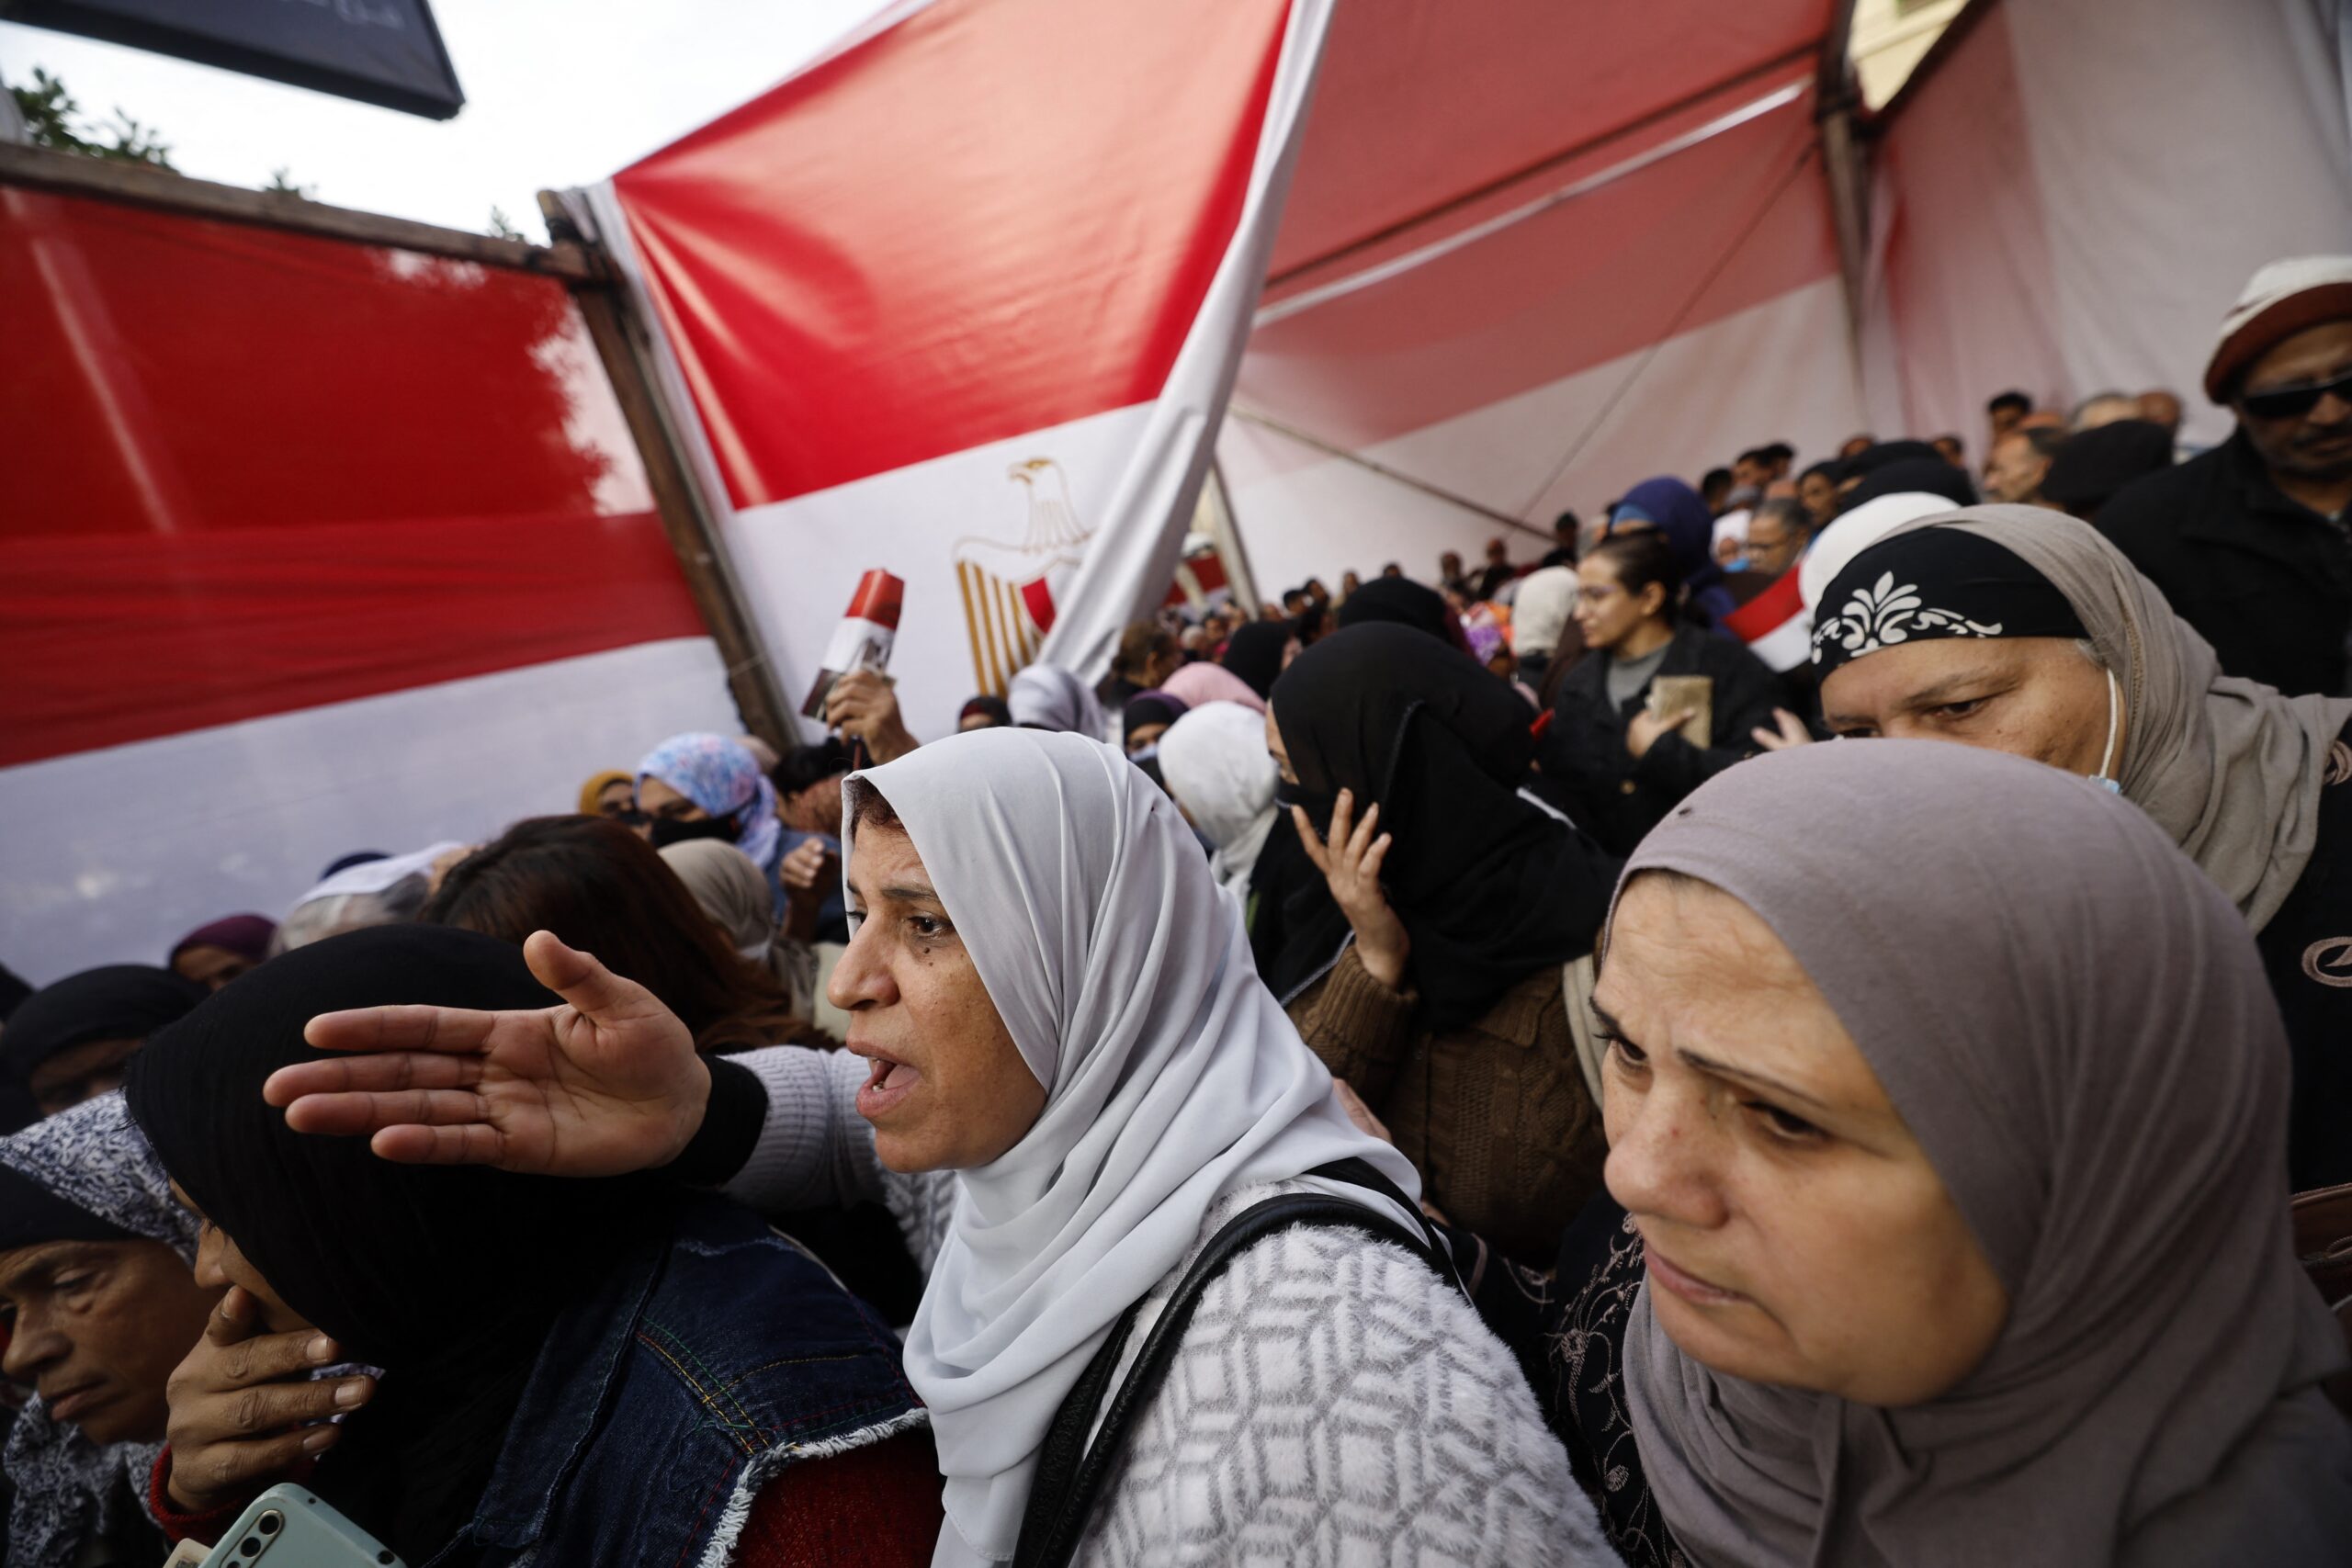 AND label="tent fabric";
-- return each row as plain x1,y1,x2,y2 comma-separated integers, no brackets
0,187,738,985
0,190,703,767
1216,3,1864,594
584,0,1325,741
1861,0,2352,450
